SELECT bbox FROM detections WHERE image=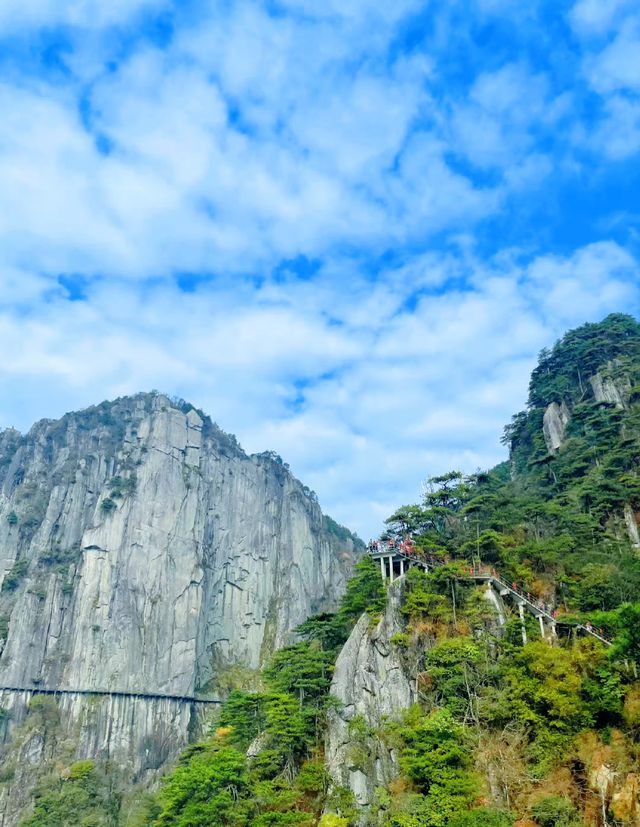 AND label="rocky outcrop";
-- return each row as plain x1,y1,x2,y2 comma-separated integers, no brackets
624,505,640,549
325,581,413,822
541,367,631,454
0,393,357,823
538,365,639,546
542,401,571,452
589,370,631,408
